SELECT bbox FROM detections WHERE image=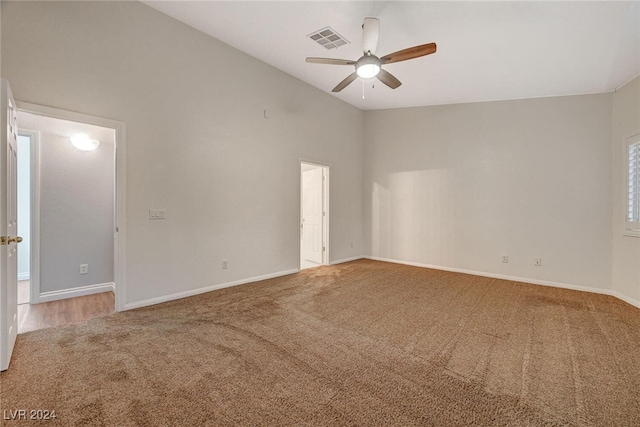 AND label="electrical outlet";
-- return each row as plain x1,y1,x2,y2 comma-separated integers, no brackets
222,260,228,269
501,254,509,263
534,257,542,266
80,264,88,274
